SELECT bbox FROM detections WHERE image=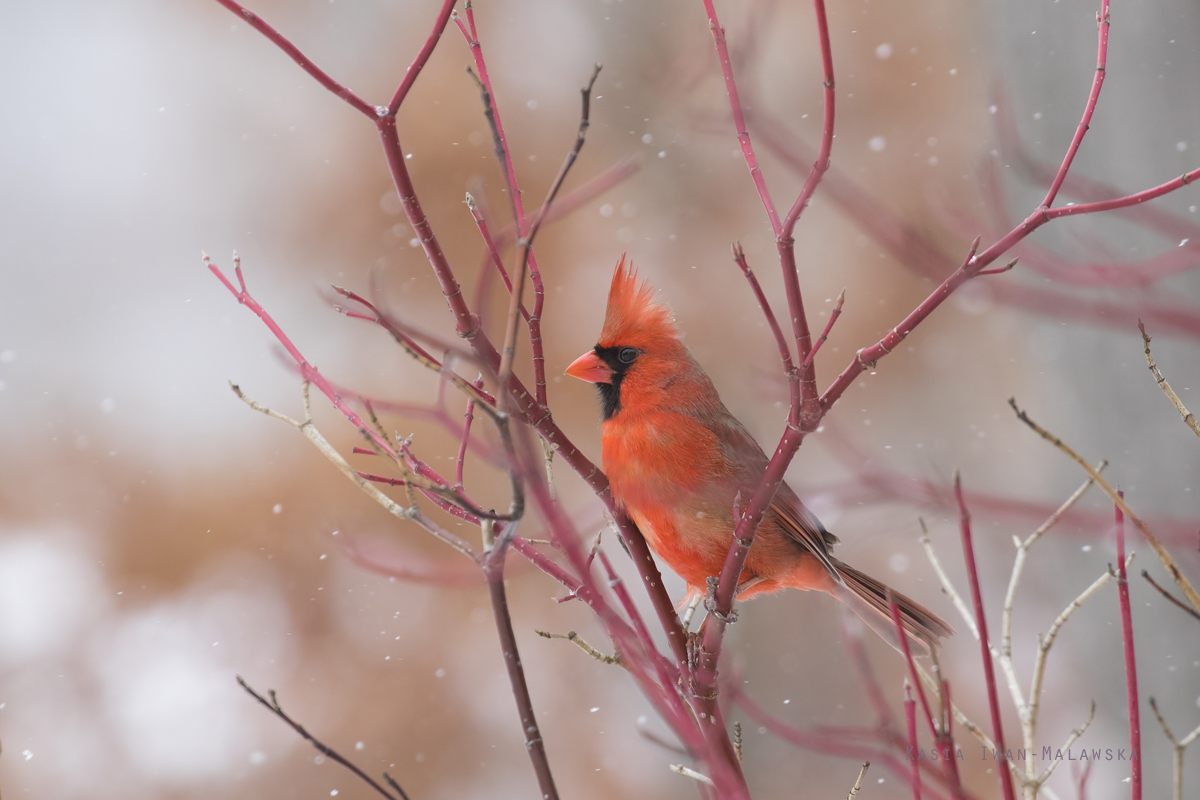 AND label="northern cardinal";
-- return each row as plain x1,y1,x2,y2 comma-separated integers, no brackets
566,258,952,652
